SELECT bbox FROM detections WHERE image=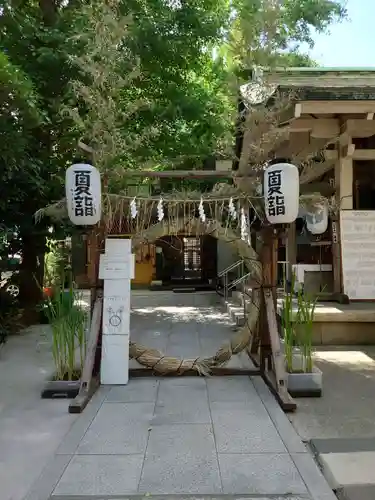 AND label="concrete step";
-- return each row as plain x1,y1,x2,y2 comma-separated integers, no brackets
226,301,246,326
